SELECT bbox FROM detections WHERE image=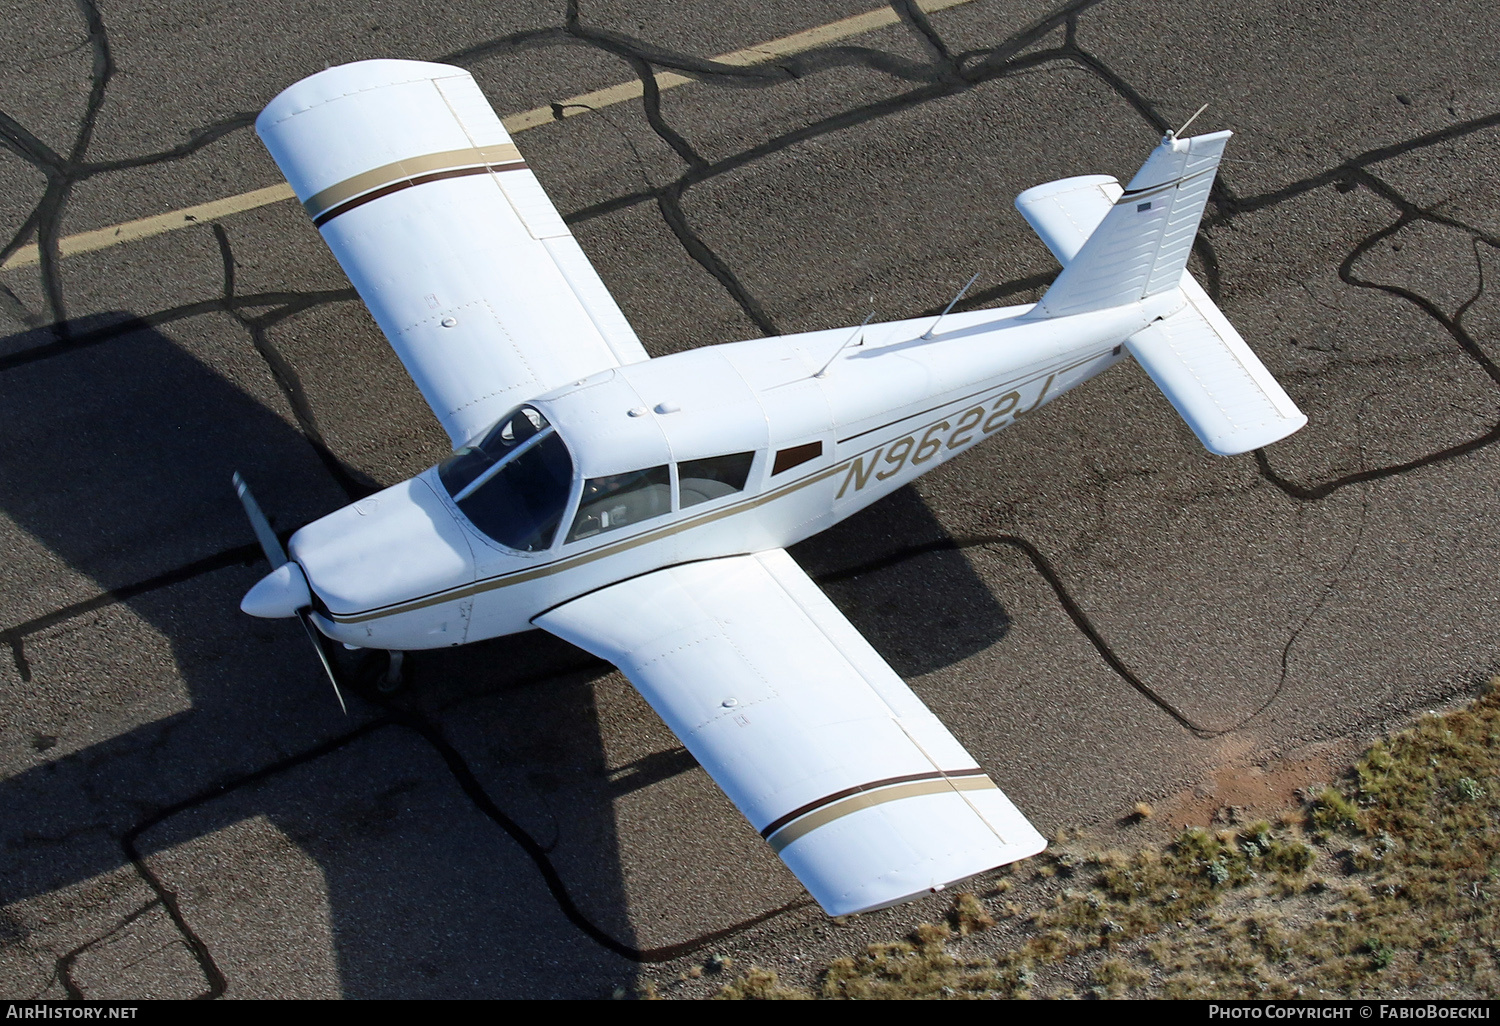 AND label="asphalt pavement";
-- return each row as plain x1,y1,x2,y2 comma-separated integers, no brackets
2,0,1498,998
